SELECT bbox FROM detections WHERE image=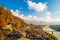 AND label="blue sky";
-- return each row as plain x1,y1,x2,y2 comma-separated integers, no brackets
0,0,60,25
